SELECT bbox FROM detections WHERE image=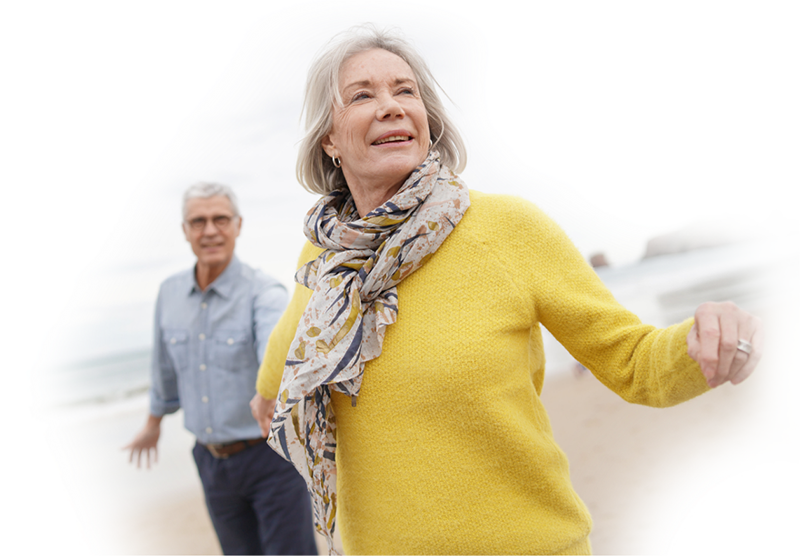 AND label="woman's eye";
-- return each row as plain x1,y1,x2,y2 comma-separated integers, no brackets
353,92,370,101
399,88,414,95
